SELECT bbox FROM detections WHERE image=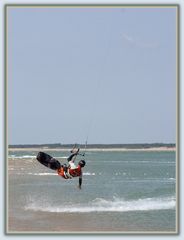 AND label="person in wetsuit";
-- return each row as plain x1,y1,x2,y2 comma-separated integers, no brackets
57,148,86,189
